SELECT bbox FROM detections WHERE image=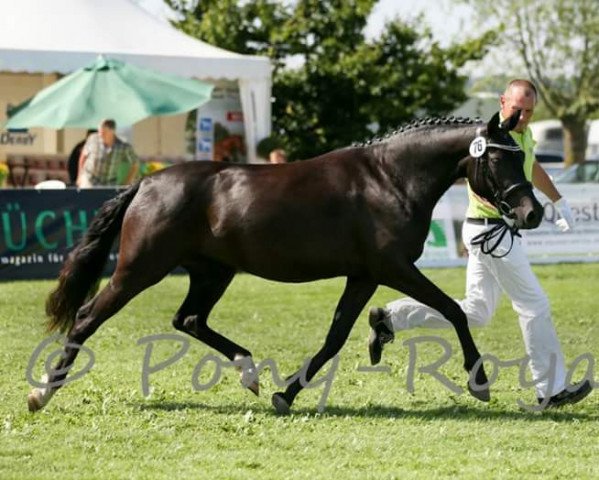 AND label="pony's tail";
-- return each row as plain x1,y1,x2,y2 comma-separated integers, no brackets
45,182,142,334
